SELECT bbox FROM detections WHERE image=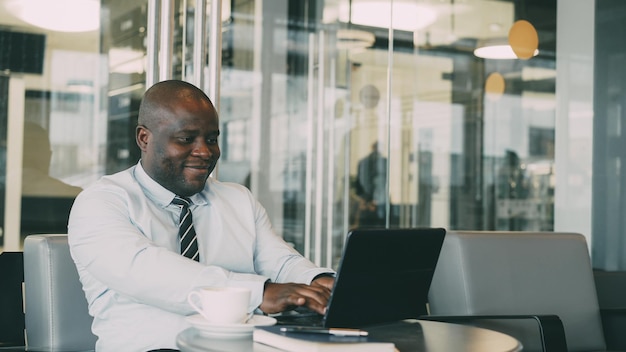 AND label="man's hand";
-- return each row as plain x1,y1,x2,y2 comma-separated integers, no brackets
311,275,335,291
260,282,332,315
